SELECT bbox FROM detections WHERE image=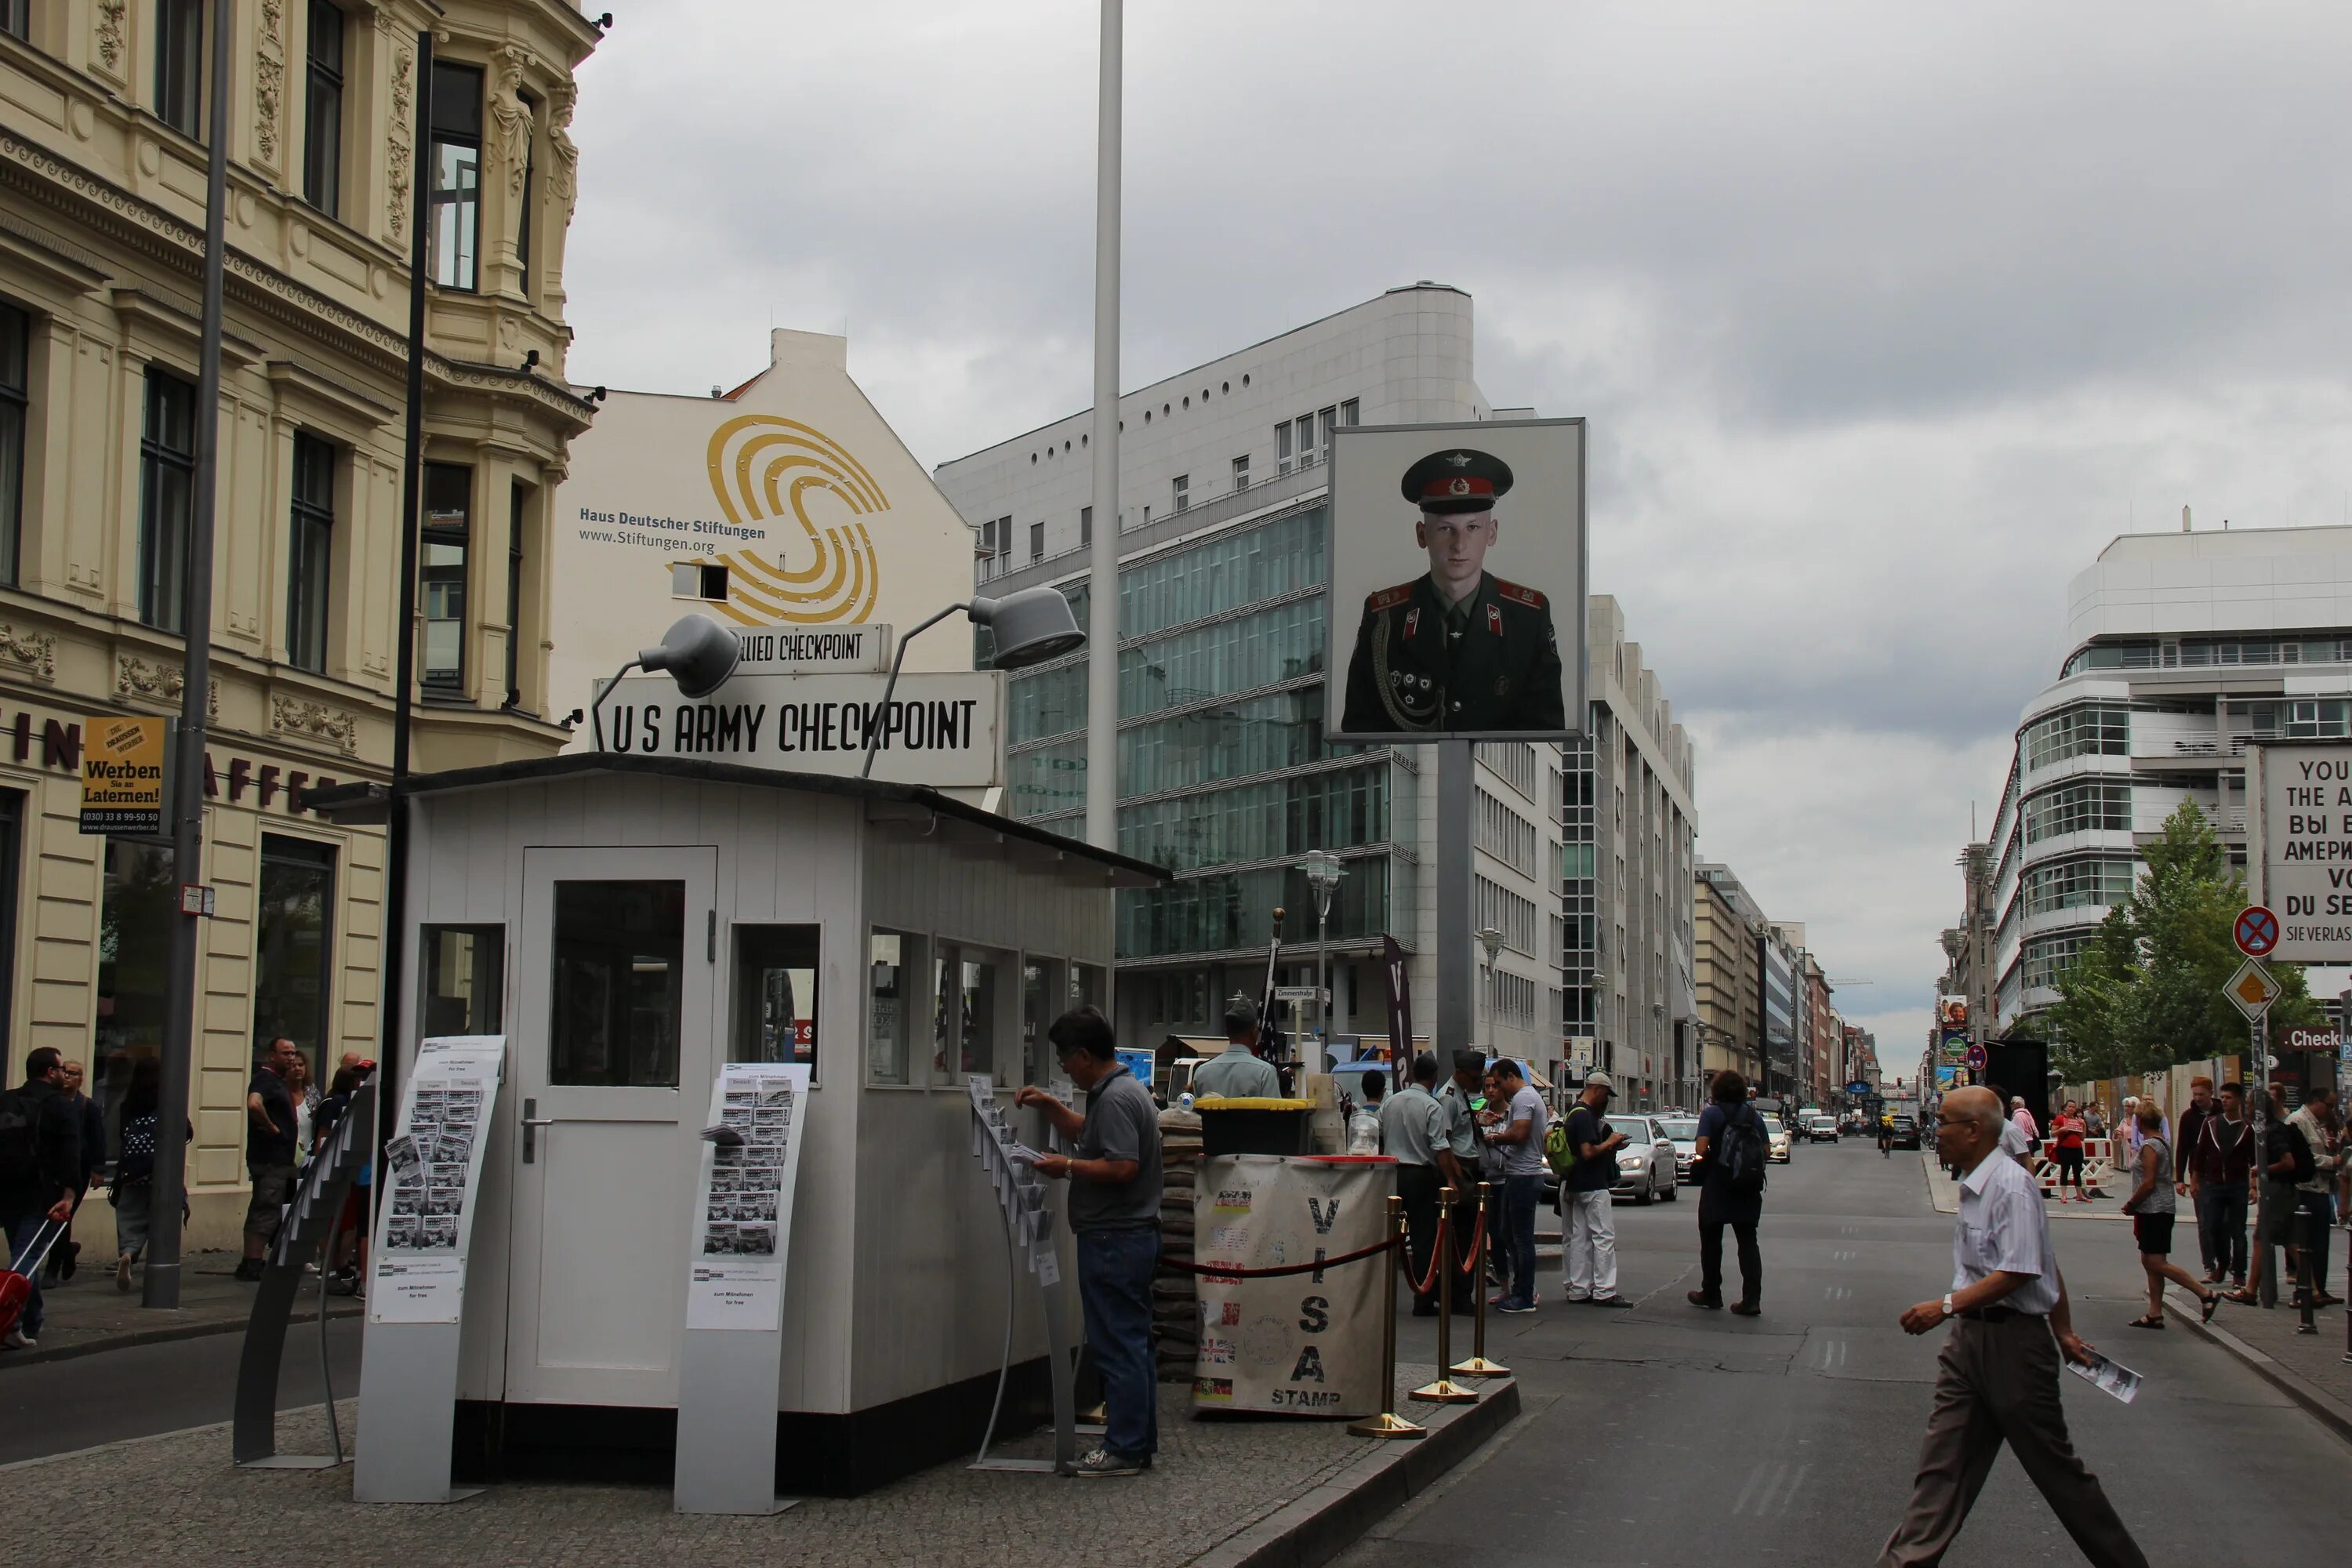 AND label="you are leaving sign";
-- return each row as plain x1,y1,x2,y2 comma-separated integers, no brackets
595,670,1004,789
2249,742,2352,962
